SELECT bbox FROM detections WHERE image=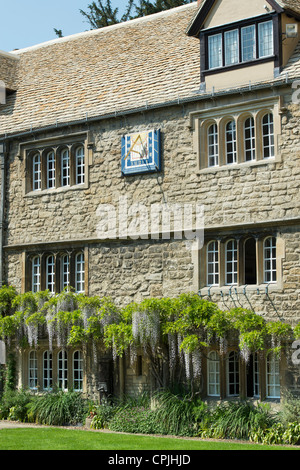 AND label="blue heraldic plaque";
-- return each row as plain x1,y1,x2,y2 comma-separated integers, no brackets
121,129,161,175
